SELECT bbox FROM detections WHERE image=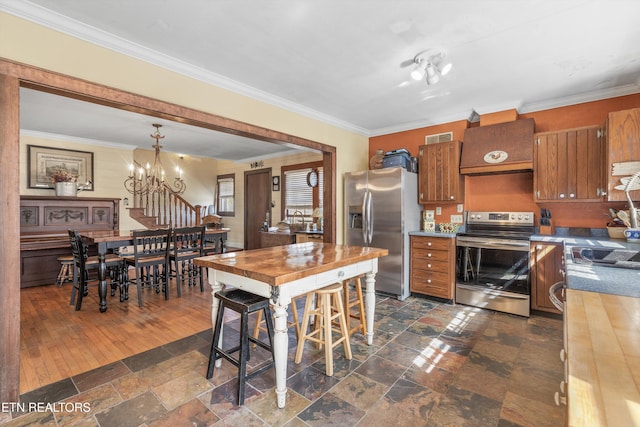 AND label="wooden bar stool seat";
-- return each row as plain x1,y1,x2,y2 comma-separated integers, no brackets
342,276,367,337
56,255,74,287
206,288,275,405
253,296,300,342
294,283,352,376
